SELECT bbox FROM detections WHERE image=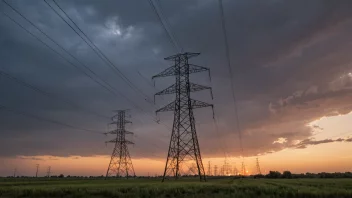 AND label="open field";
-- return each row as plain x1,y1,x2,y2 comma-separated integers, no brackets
1,177,352,198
